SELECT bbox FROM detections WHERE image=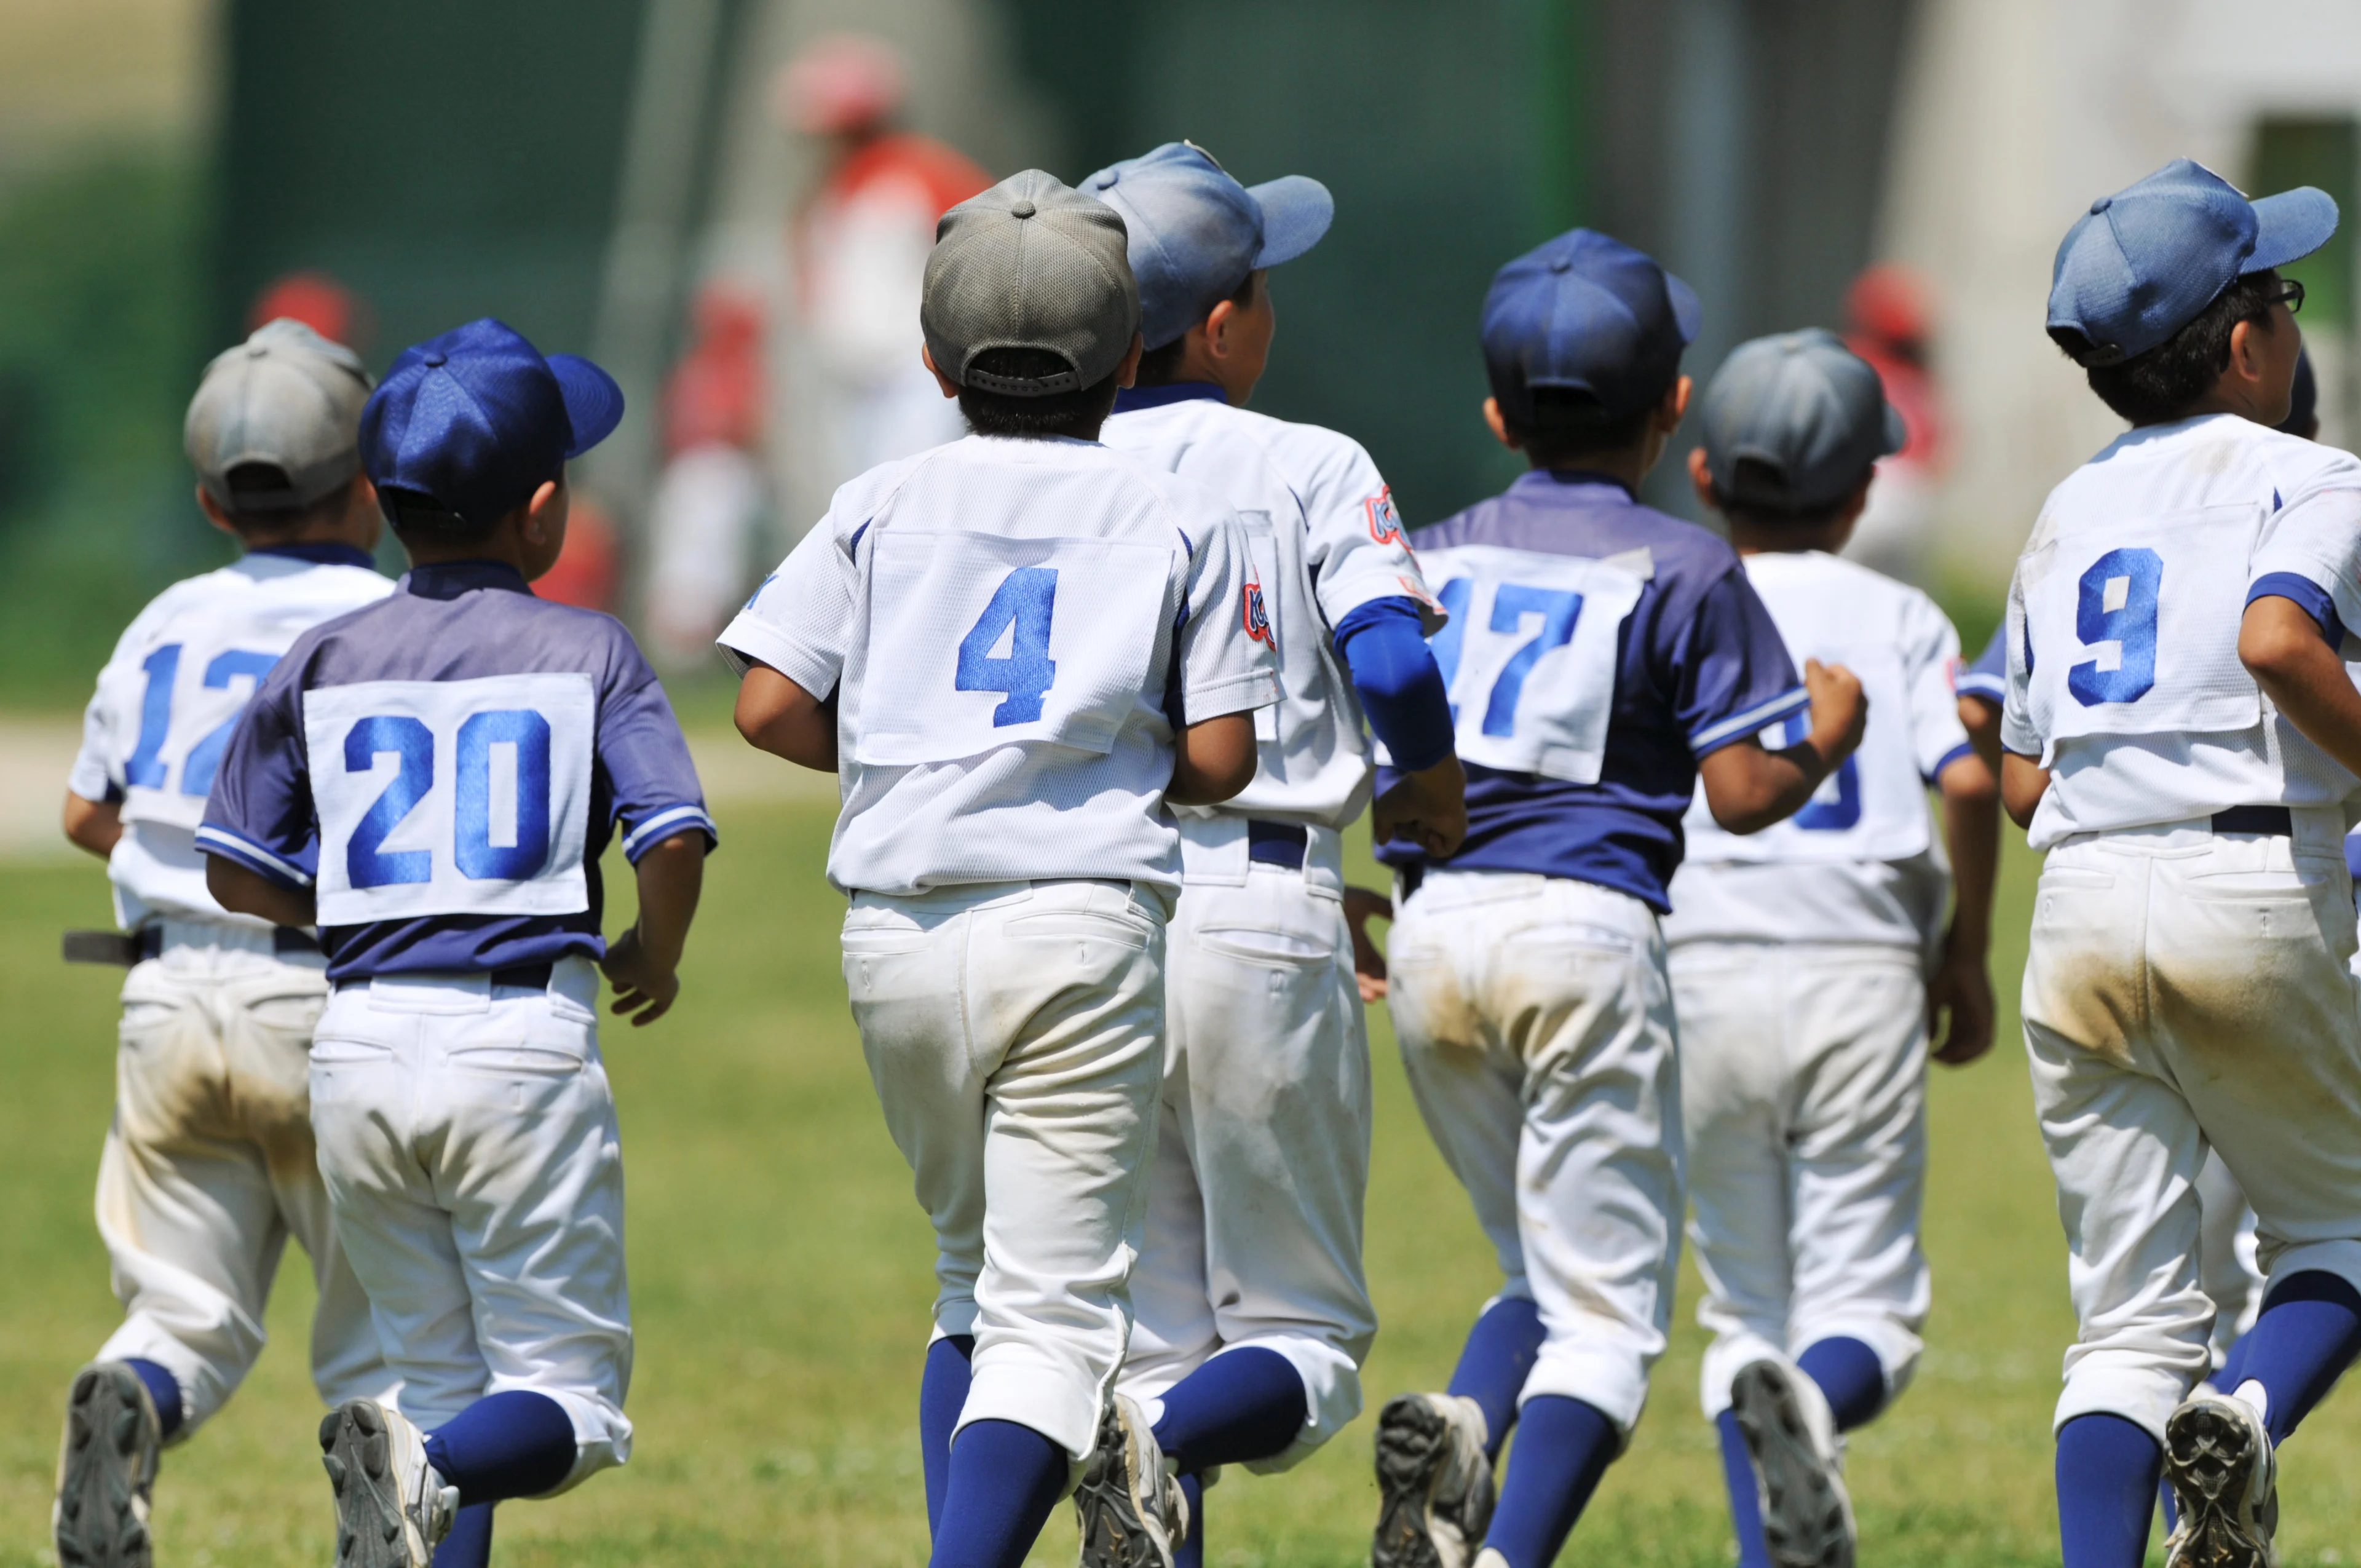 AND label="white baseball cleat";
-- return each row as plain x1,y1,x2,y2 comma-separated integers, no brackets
53,1361,162,1568
1371,1392,1495,1568
1730,1360,1856,1568
1074,1394,1189,1568
2164,1392,2279,1568
318,1398,459,1568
